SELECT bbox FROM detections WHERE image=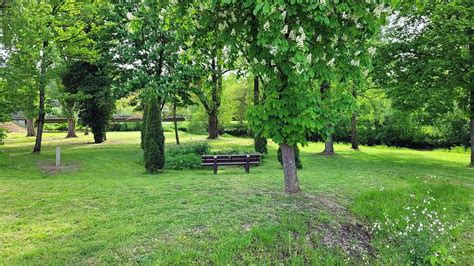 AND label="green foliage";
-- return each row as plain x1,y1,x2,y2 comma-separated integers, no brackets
353,181,469,265
165,142,210,170
64,61,114,144
254,136,268,154
277,145,302,169
144,97,165,173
